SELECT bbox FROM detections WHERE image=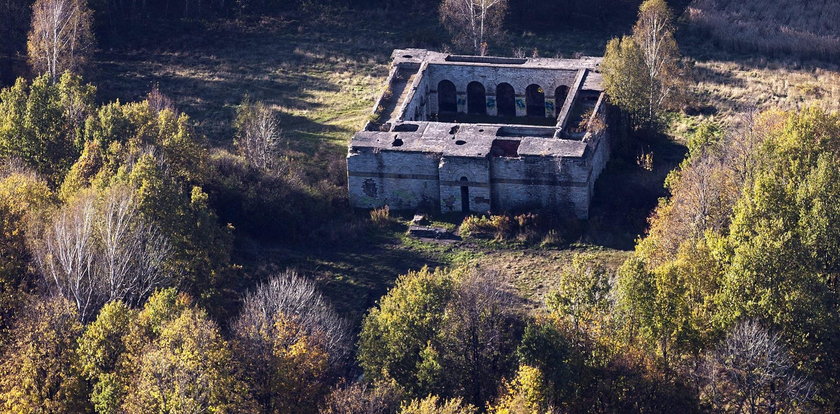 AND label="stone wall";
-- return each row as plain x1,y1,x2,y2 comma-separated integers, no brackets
400,63,431,122
347,149,440,211
346,133,610,219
